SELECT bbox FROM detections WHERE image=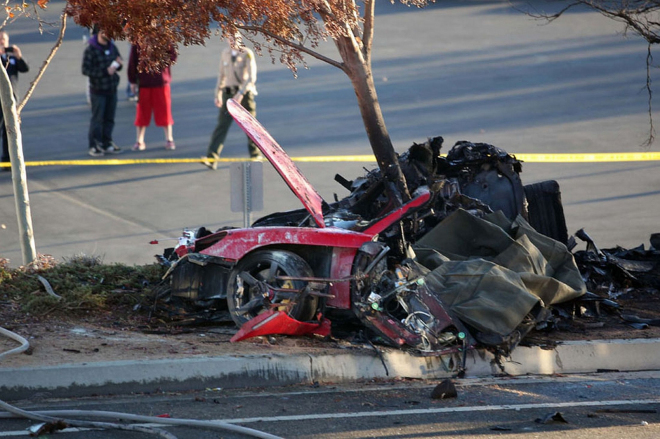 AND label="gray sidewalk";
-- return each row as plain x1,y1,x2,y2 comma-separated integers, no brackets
2,338,659,401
